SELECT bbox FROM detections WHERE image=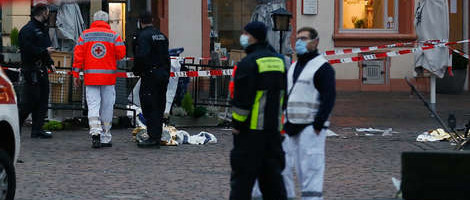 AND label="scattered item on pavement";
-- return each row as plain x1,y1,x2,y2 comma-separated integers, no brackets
187,131,218,145
326,129,338,137
416,128,451,142
132,125,217,146
406,77,469,150
392,177,401,191
355,127,397,136
392,177,402,198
